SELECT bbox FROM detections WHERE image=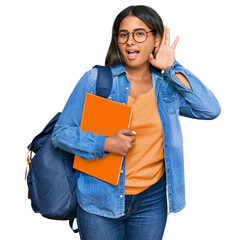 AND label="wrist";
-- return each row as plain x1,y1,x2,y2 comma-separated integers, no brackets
104,137,110,152
163,60,176,71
